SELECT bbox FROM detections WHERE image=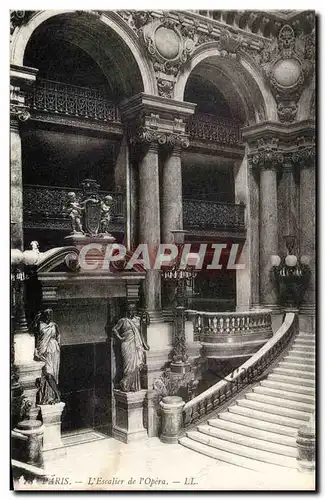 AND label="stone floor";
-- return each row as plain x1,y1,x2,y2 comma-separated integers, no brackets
14,432,315,491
